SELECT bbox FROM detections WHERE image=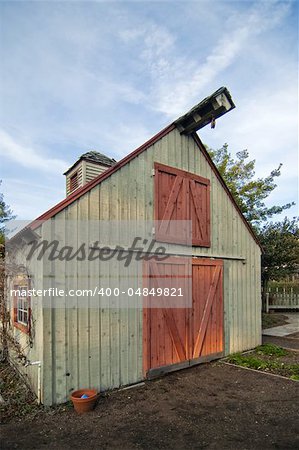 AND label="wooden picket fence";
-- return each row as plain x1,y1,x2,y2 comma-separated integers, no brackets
264,287,299,312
